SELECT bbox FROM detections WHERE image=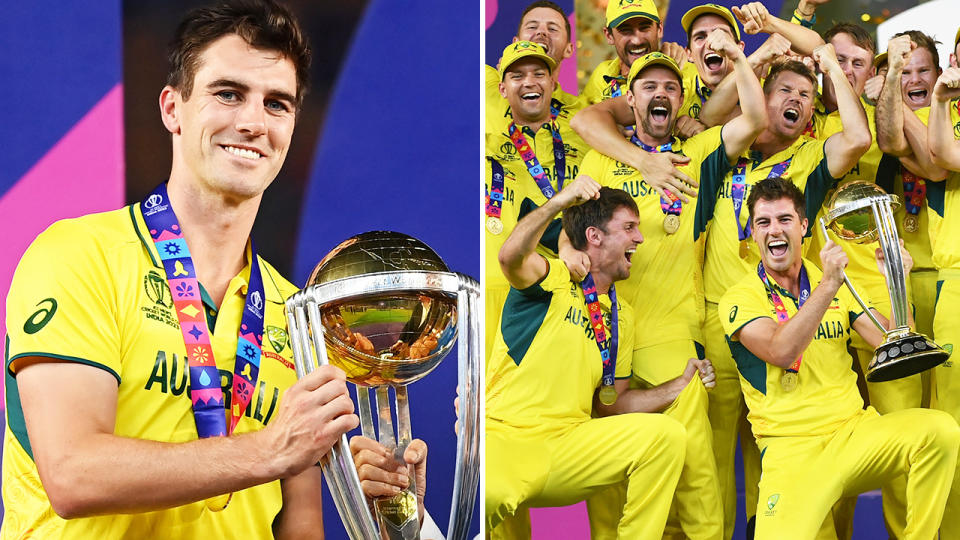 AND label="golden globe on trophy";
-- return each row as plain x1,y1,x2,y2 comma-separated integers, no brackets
820,181,948,382
285,231,480,540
